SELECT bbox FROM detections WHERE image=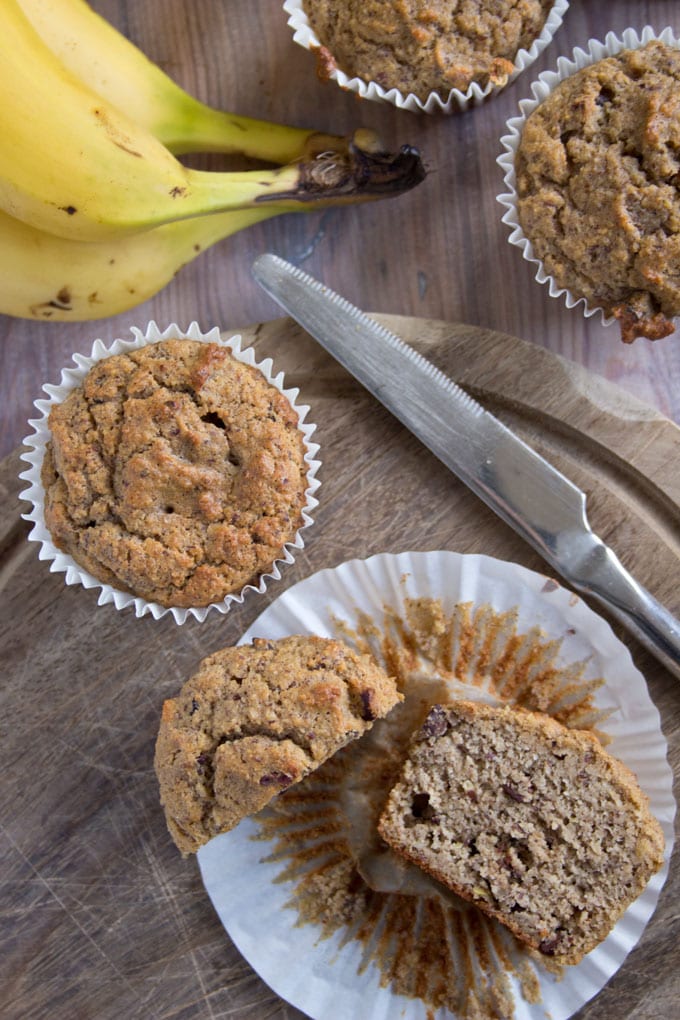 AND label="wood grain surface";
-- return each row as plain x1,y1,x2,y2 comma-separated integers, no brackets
1,315,679,1020
2,0,680,461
